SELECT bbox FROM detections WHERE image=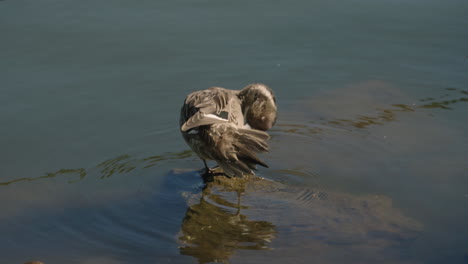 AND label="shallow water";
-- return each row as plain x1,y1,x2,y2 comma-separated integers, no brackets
1,0,468,263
